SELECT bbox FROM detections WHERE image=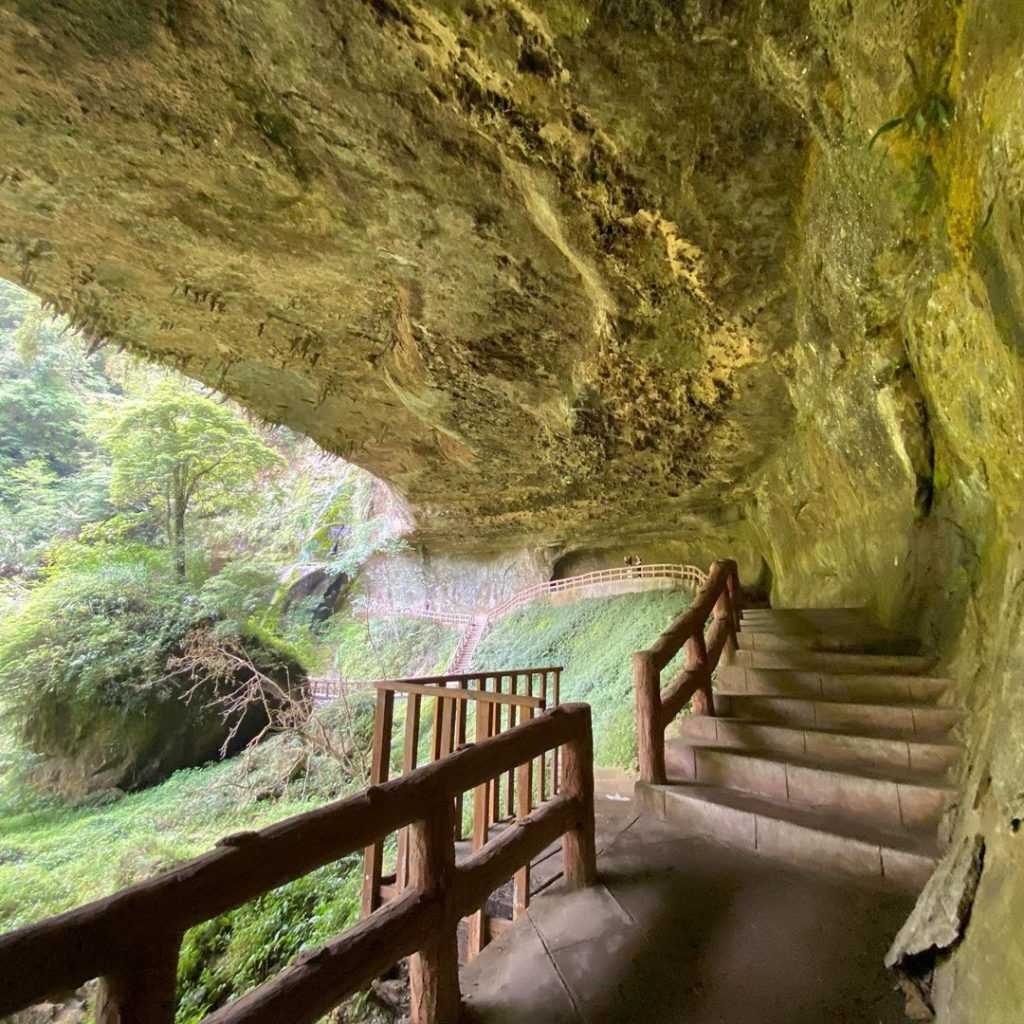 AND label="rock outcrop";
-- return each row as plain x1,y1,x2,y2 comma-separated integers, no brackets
25,628,307,799
2,2,1023,1018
